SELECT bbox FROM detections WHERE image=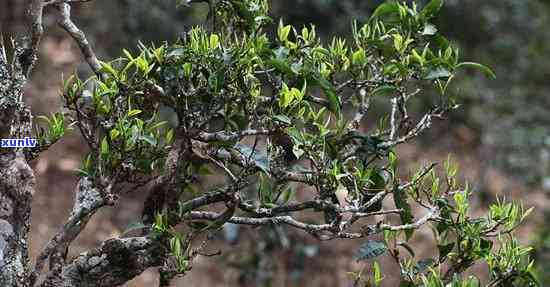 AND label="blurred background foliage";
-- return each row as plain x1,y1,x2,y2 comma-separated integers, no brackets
2,0,550,285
